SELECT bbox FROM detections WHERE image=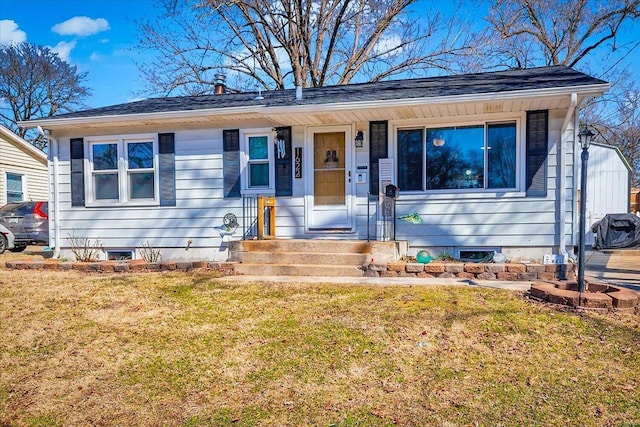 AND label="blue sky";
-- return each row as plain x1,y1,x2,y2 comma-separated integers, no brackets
1,0,154,108
1,1,639,110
